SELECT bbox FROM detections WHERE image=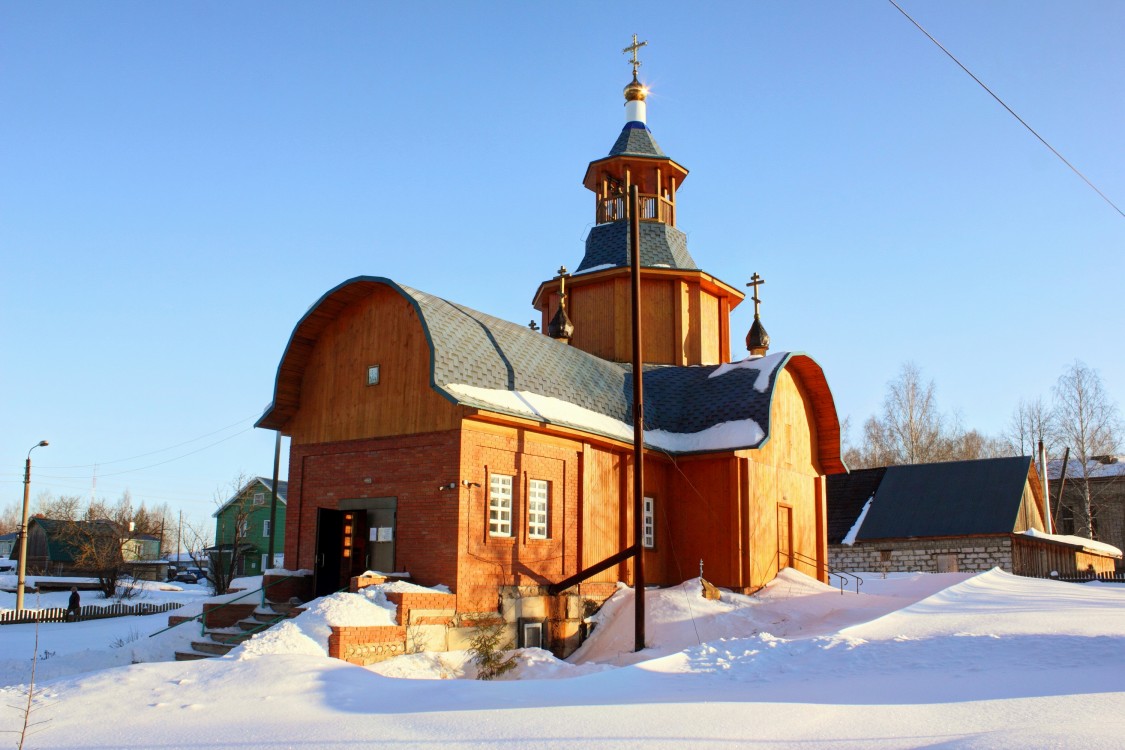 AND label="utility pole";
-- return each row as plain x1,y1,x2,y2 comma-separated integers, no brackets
629,184,646,652
267,431,282,570
16,440,48,612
